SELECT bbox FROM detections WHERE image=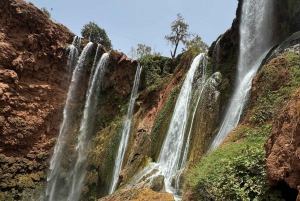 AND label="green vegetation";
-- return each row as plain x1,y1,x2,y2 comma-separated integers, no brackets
250,52,300,124
40,7,51,18
165,13,208,59
21,9,28,18
139,54,173,87
182,34,208,53
187,125,282,201
150,85,179,159
81,21,112,50
186,51,300,200
165,13,193,59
